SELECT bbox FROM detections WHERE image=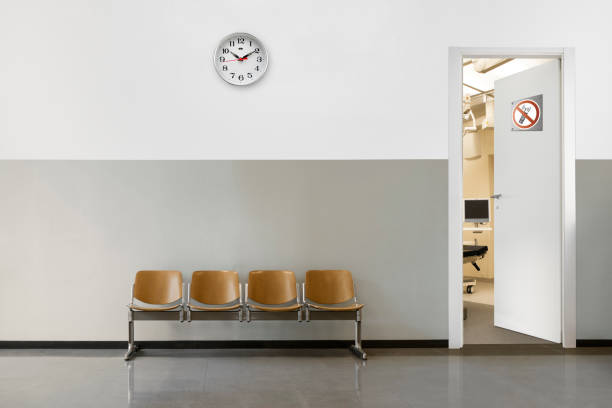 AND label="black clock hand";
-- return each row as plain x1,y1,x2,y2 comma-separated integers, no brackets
241,49,258,59
230,51,241,60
